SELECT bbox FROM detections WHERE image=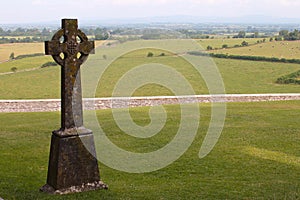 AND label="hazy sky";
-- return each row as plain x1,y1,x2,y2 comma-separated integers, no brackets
1,0,300,24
